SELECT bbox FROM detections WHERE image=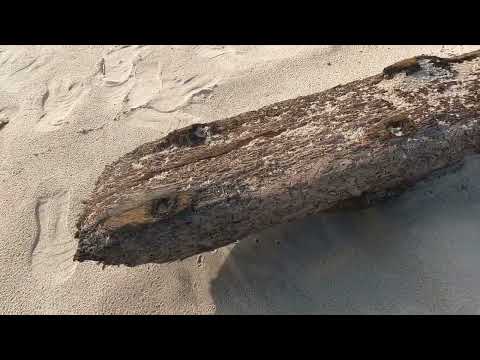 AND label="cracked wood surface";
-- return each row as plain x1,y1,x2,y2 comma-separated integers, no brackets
74,50,480,266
